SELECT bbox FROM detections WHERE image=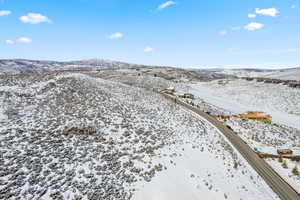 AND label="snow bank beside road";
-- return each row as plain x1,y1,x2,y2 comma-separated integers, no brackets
133,143,276,200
